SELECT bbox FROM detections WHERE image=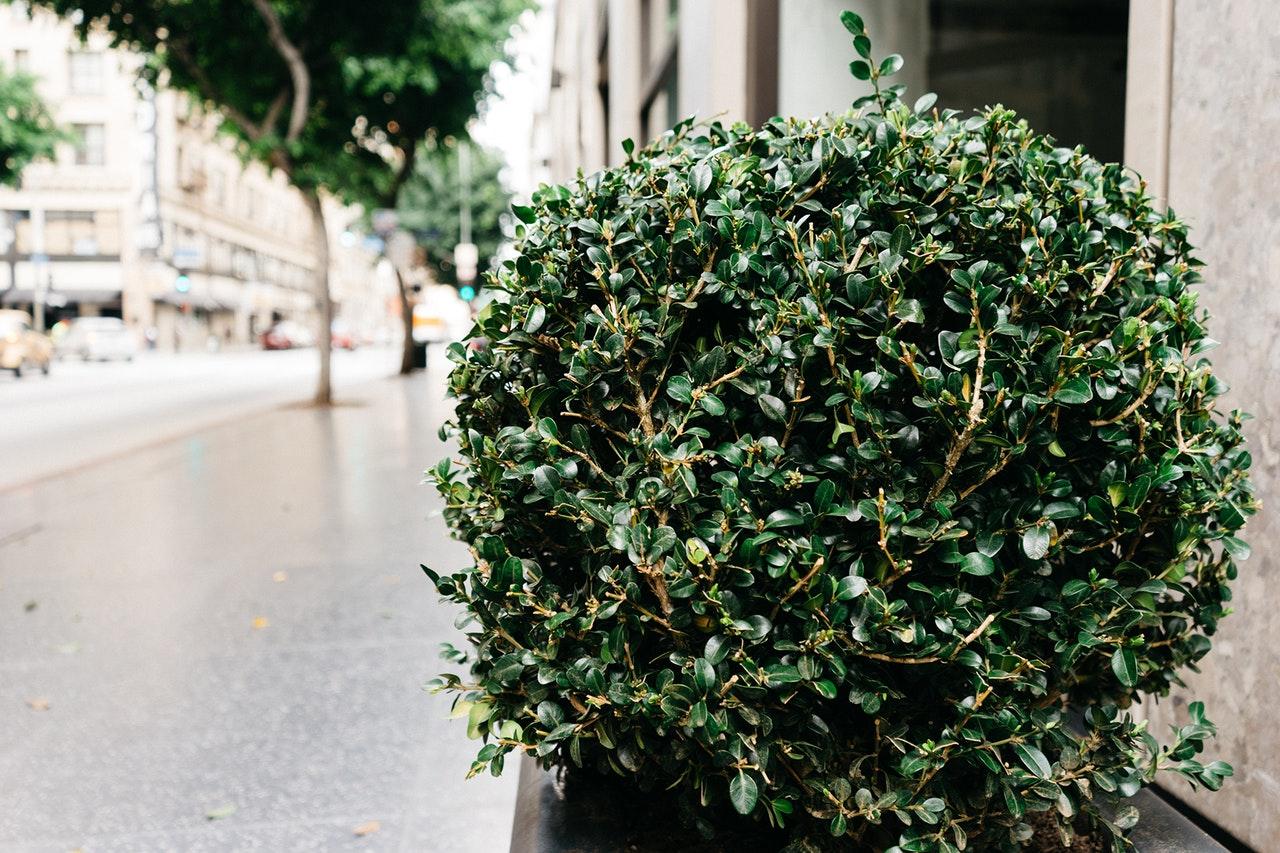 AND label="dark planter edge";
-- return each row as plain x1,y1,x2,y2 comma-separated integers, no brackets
509,755,1232,853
